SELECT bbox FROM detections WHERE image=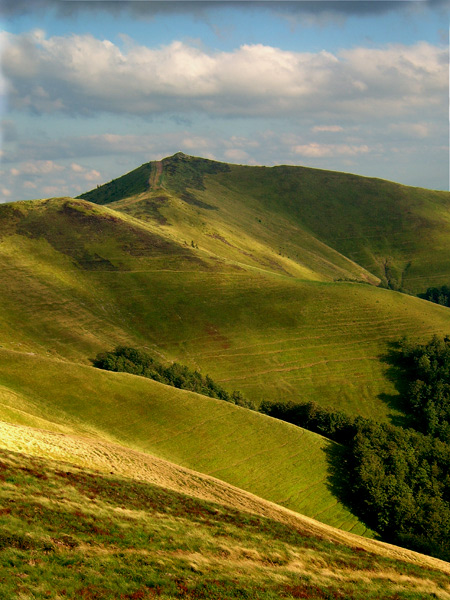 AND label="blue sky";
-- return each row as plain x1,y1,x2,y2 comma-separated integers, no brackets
1,1,449,201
